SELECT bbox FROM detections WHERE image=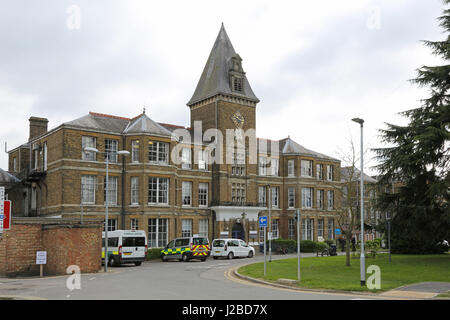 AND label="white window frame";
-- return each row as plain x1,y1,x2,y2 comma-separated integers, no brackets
259,157,267,176
132,140,140,163
288,187,295,208
199,219,208,238
198,150,208,170
302,187,313,208
288,160,295,177
182,181,192,206
148,218,168,248
301,160,313,177
149,141,169,164
131,176,139,205
82,136,96,161
130,218,139,231
317,189,324,209
258,186,266,206
271,158,279,176
328,218,334,240
316,164,323,180
104,176,118,205
81,175,96,205
271,187,279,208
288,219,296,240
181,219,193,237
327,190,334,210
105,139,118,163
107,219,117,232
181,148,192,169
327,165,334,181
148,177,169,205
43,142,48,171
198,183,208,207
272,219,279,239
318,219,324,238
